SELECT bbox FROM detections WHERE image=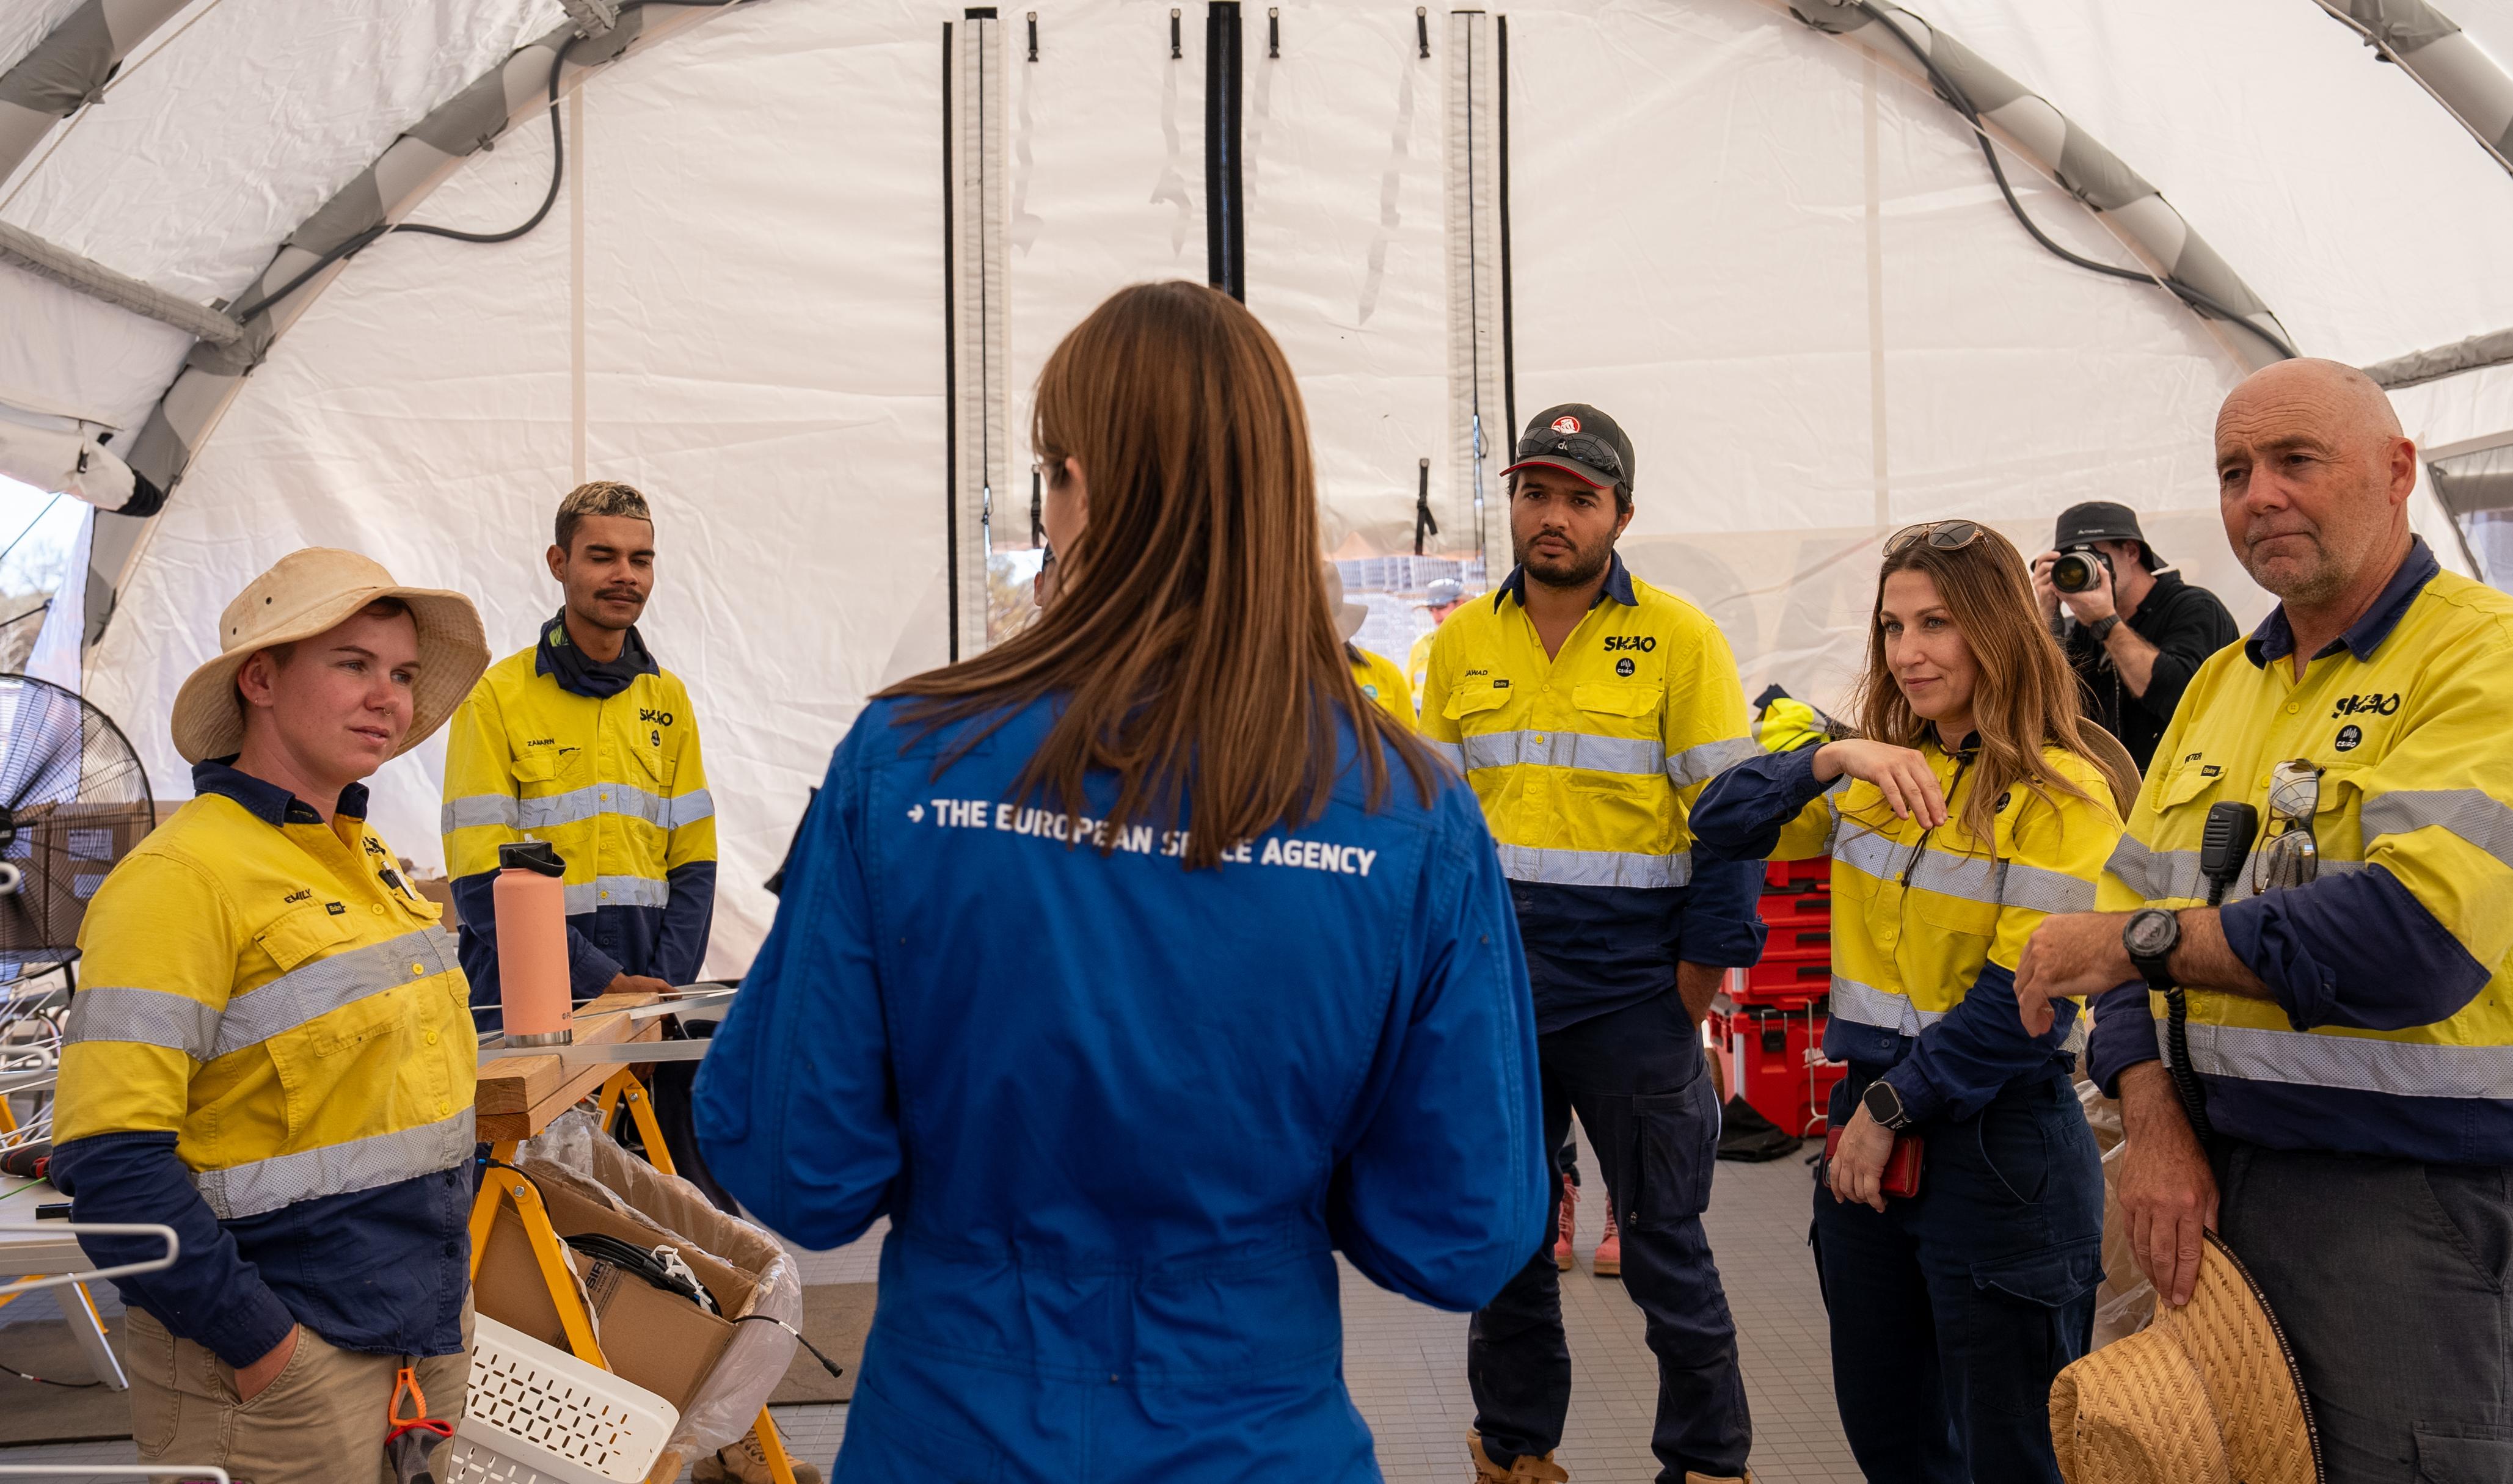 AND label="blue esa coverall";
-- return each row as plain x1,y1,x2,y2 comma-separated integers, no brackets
695,694,1547,1483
